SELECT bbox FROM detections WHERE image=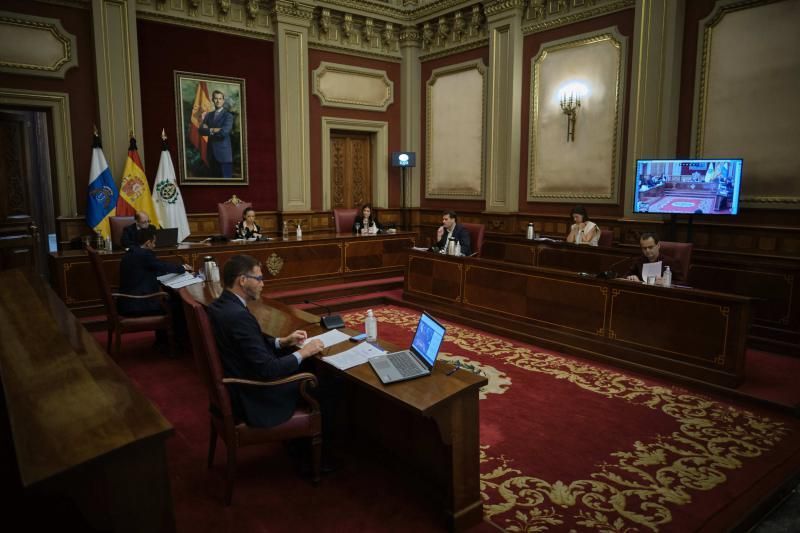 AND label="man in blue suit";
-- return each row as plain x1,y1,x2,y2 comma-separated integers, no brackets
207,254,324,428
435,210,472,256
199,90,234,178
